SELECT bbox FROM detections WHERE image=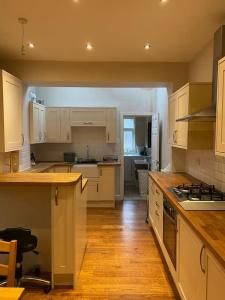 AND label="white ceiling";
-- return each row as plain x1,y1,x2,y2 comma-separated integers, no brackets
0,0,225,62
